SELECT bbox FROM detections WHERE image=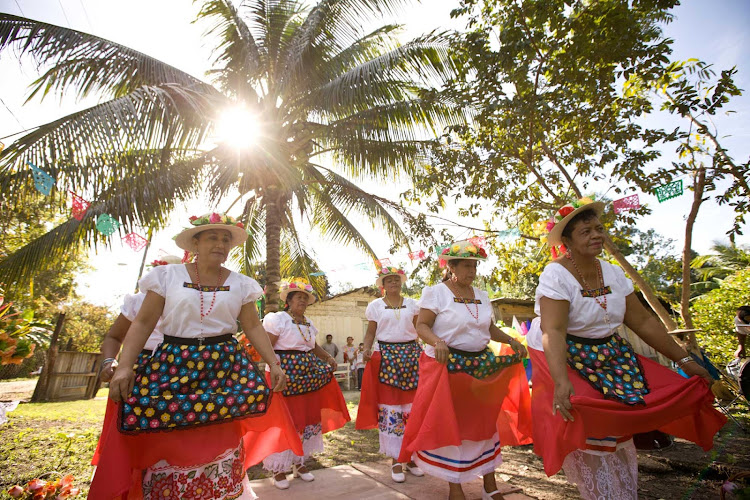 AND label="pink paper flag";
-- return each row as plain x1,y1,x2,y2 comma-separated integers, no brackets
613,194,640,214
123,232,148,252
69,191,90,221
